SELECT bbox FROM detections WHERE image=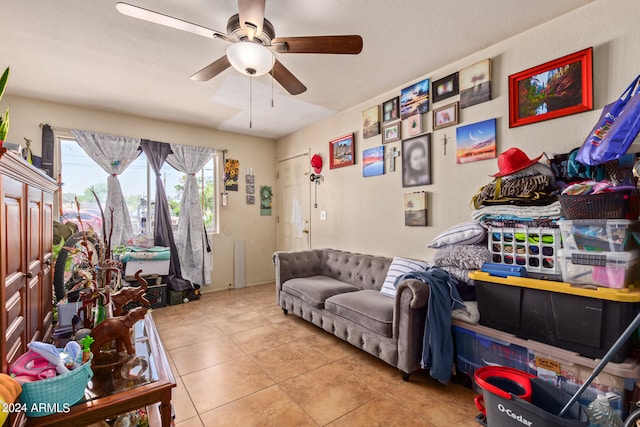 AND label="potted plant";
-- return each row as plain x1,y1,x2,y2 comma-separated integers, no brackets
0,67,10,145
